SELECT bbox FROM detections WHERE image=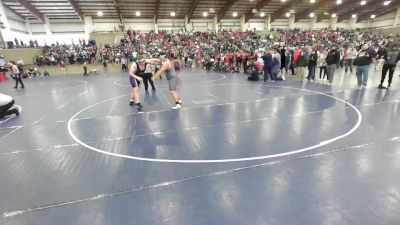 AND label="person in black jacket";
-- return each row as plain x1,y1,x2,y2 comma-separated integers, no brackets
354,43,377,88
379,42,400,89
307,50,318,81
375,44,387,71
284,50,293,76
325,45,340,85
247,60,259,81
